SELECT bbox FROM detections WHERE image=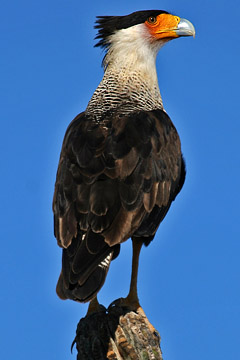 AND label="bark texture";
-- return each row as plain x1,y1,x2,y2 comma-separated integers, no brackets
72,303,163,360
